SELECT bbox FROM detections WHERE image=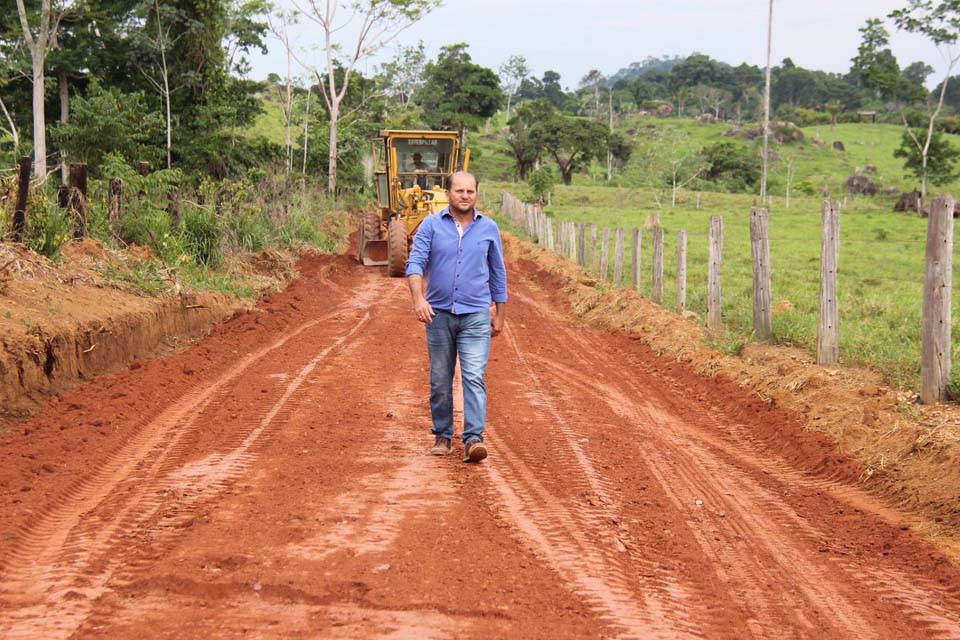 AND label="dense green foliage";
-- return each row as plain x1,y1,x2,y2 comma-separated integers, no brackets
894,129,960,186
415,43,504,131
